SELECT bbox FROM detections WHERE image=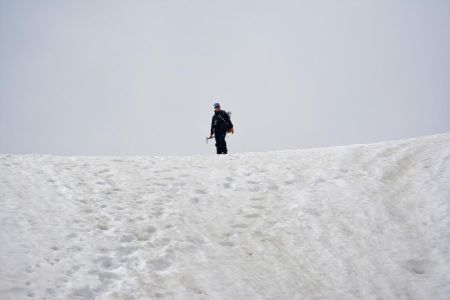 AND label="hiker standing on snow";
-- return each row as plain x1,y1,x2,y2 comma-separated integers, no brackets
209,102,234,154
